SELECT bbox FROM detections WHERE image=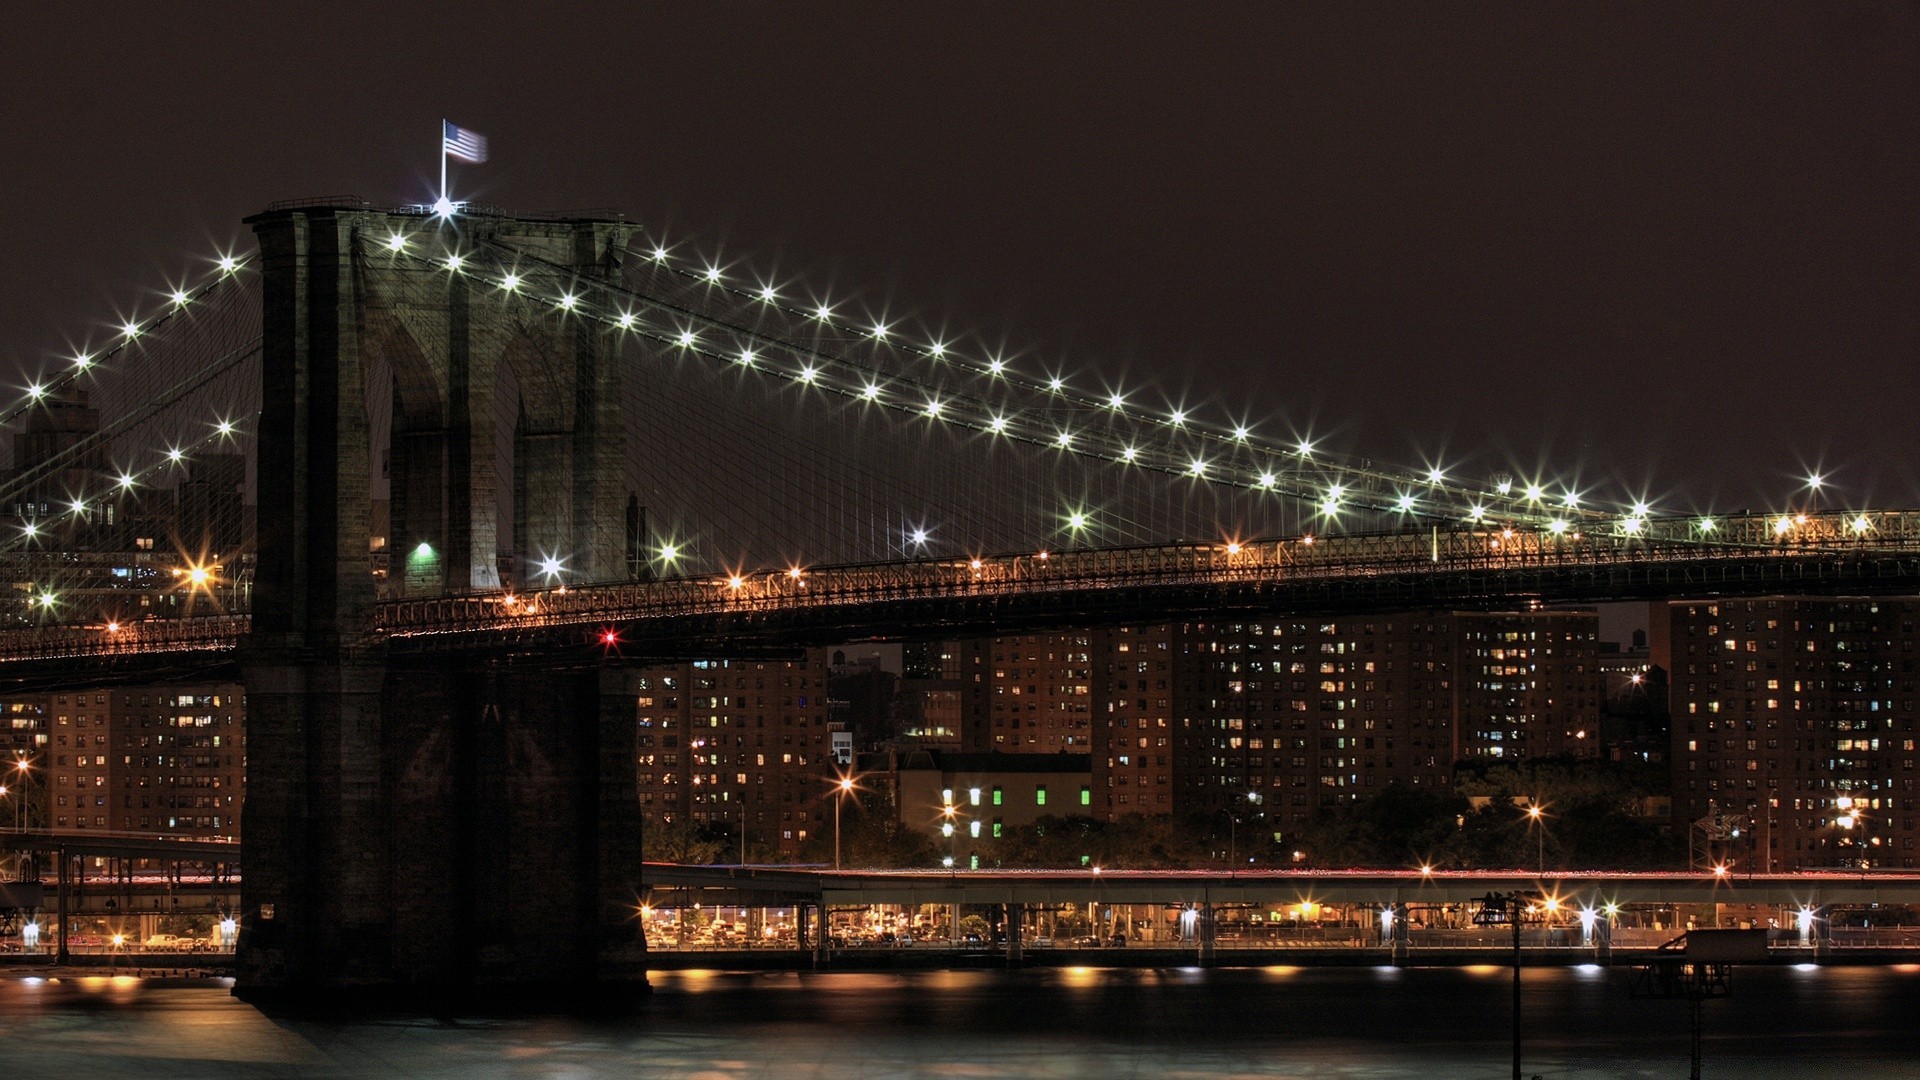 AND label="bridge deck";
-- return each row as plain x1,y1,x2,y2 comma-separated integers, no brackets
1,511,1916,672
